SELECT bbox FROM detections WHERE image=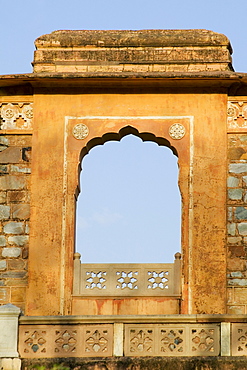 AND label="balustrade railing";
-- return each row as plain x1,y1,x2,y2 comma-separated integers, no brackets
16,314,247,358
2,303,247,360
73,252,182,297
